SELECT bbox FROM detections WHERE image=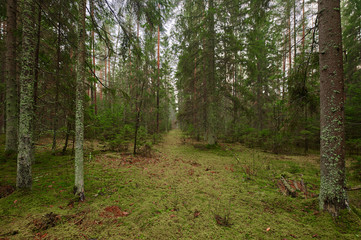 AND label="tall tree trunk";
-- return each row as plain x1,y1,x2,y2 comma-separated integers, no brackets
156,24,160,134
282,34,286,99
0,22,6,134
293,0,296,61
133,19,141,155
33,0,41,139
99,69,103,101
318,0,347,216
193,56,197,135
107,49,111,105
17,0,35,189
288,14,292,71
5,0,18,153
74,0,86,201
133,80,146,155
302,0,305,49
52,11,61,154
91,0,97,115
104,55,107,88
206,0,216,145
256,60,263,130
